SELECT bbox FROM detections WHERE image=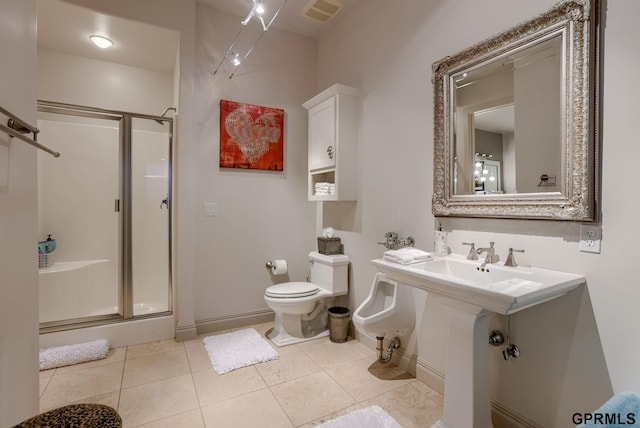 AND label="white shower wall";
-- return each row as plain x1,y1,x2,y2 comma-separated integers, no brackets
37,119,120,264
